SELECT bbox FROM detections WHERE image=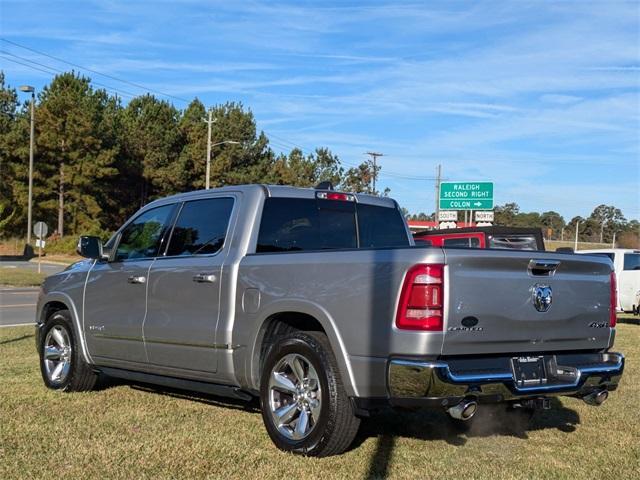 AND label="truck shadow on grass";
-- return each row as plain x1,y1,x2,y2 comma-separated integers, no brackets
355,398,579,448
360,401,580,478
120,382,261,413
618,316,640,326
103,377,579,448
0,333,34,345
